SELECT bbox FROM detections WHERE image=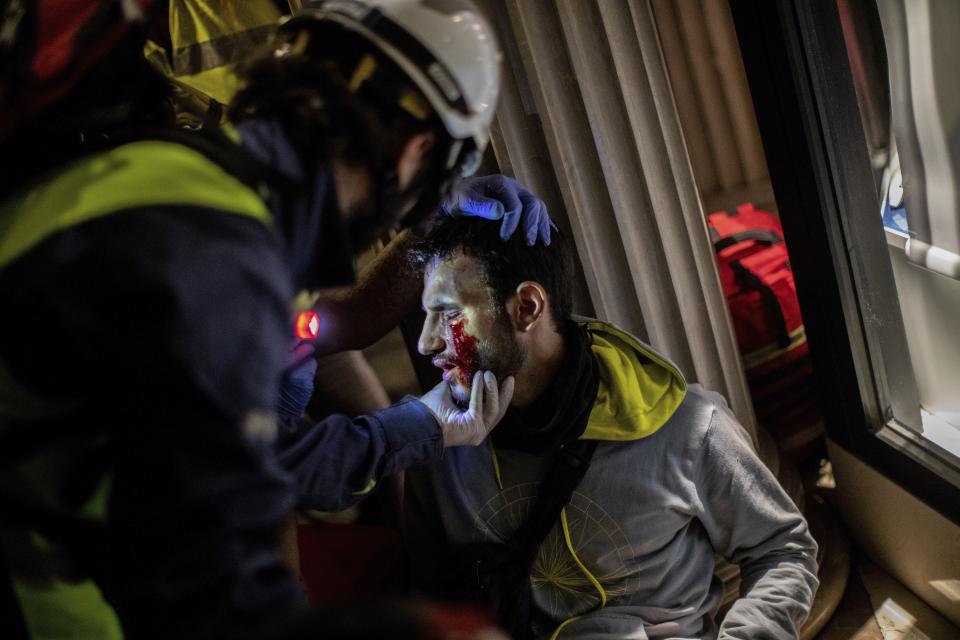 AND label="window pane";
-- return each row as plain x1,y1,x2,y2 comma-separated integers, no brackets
842,0,960,463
